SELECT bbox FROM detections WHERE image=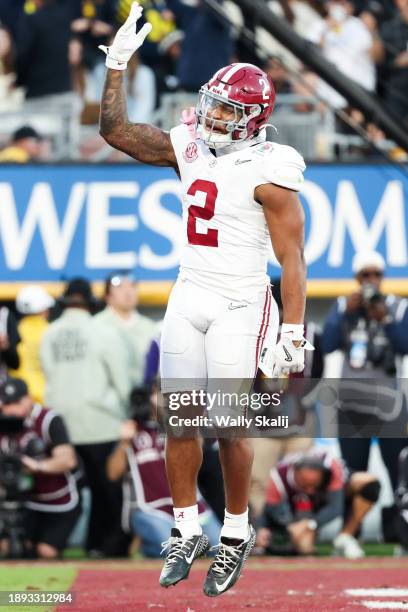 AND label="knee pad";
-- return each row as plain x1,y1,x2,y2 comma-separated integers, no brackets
359,480,381,503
